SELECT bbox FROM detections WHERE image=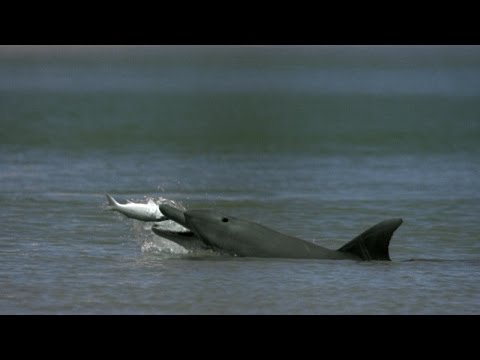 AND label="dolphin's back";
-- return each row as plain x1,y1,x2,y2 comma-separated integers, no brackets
217,221,353,260
228,218,403,260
